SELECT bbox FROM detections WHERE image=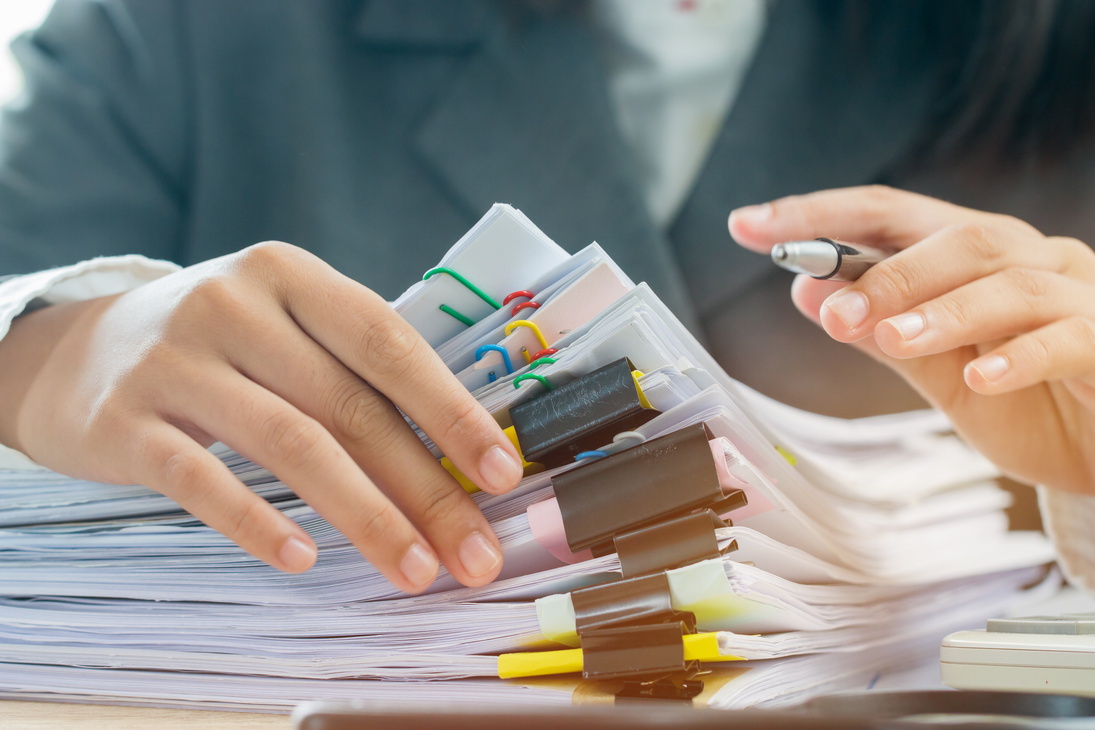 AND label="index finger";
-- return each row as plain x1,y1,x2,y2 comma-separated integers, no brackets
727,185,1020,253
262,245,524,497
